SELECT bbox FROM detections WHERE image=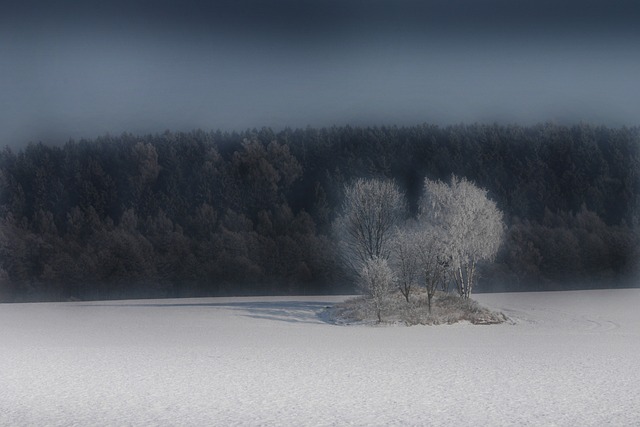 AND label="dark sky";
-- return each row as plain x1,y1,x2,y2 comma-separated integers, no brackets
2,0,640,146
